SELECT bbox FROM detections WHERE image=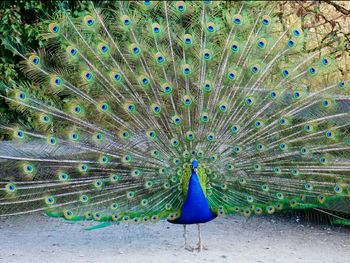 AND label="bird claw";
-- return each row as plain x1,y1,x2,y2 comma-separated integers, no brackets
196,243,208,251
185,245,194,252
